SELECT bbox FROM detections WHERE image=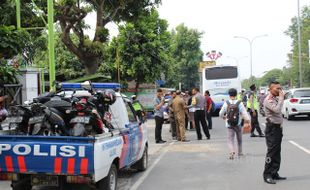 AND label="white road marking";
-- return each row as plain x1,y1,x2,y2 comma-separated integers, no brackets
289,140,310,155
129,142,174,190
